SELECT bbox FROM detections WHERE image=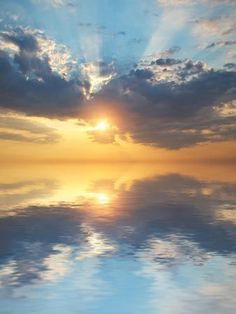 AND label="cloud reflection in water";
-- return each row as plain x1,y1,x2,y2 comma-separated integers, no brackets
0,164,236,313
